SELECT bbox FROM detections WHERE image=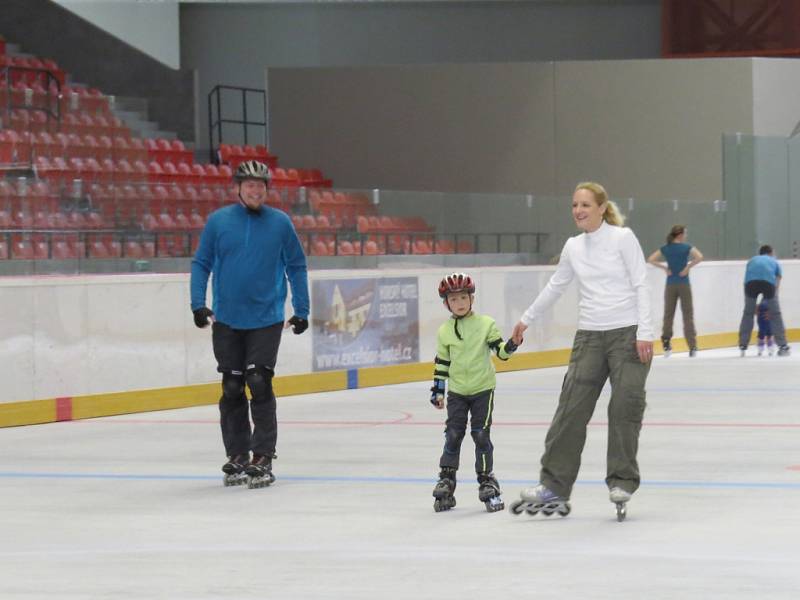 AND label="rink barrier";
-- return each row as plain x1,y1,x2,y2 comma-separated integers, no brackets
0,329,797,428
